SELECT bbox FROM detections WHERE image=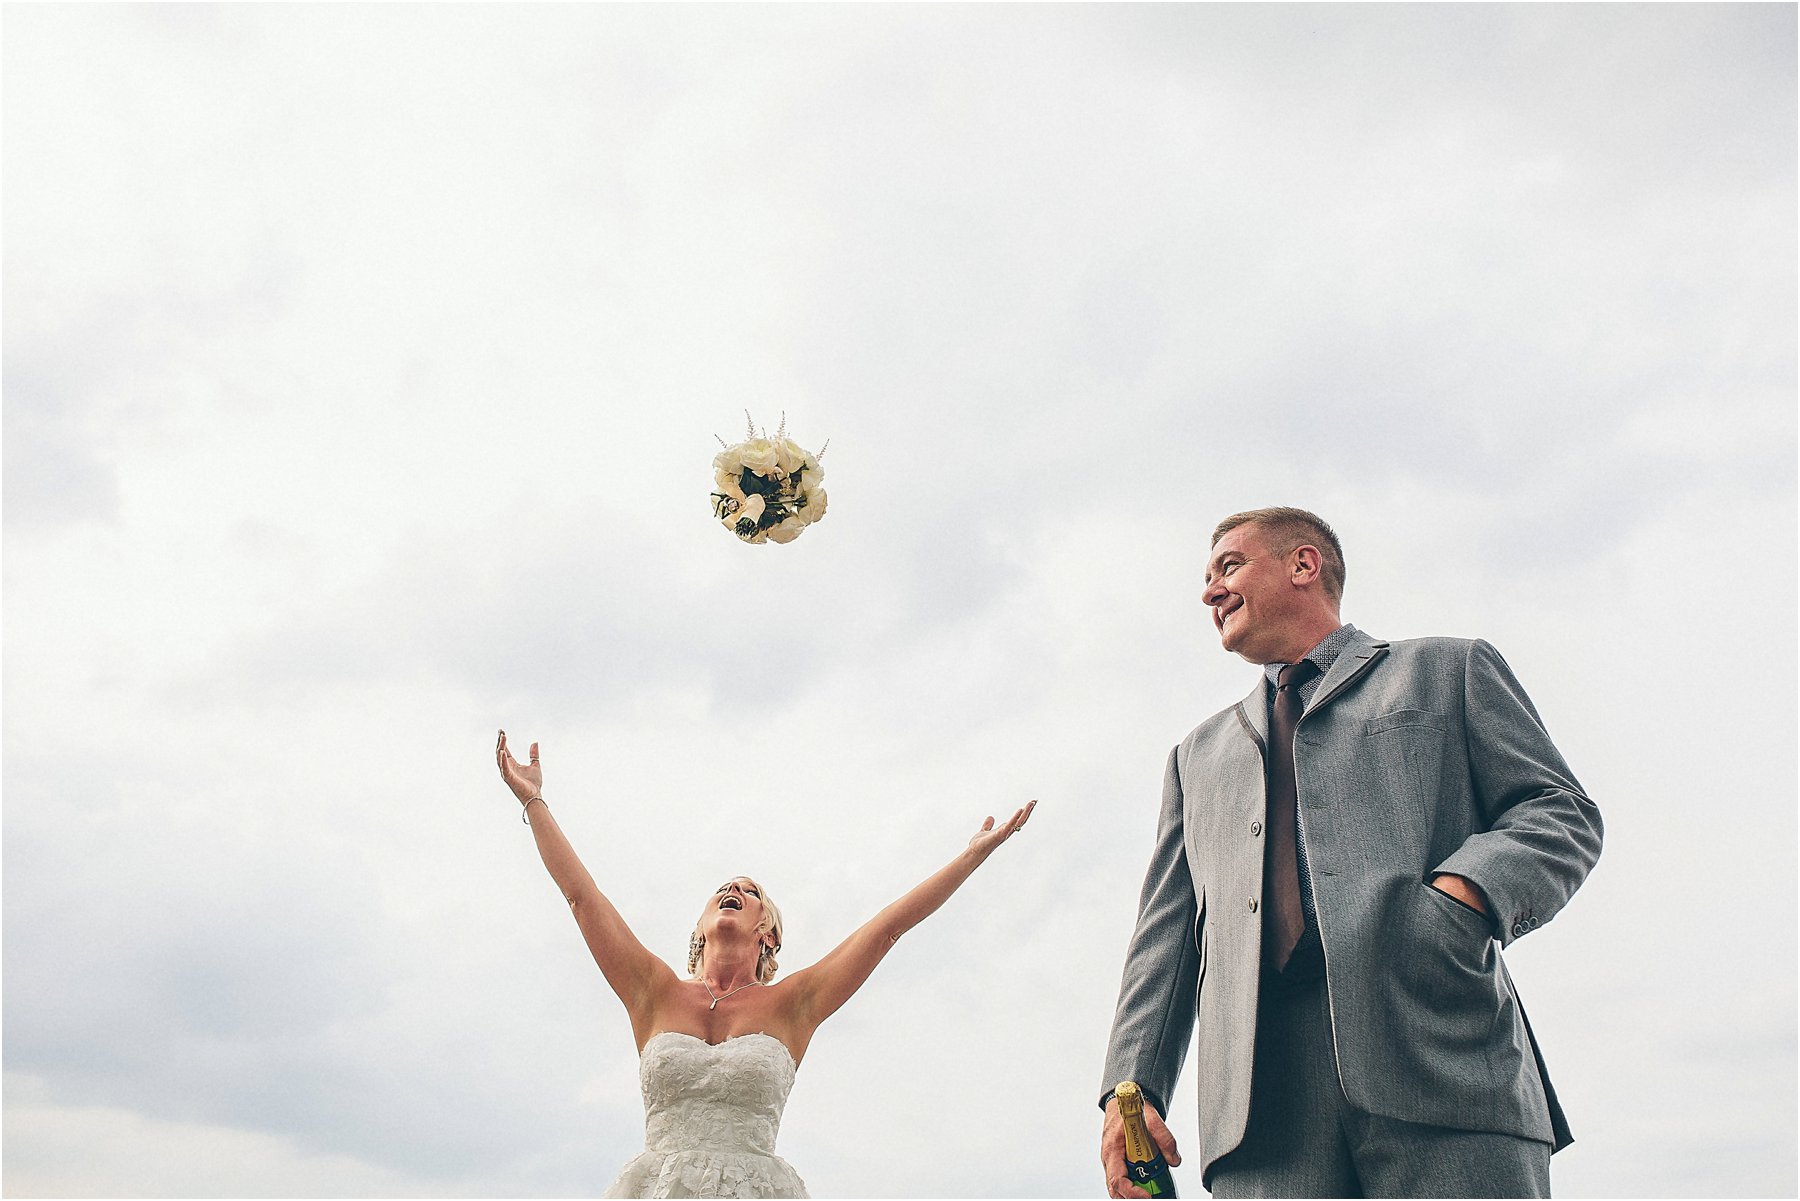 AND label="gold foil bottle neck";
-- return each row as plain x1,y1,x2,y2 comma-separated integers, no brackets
1115,1080,1144,1118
